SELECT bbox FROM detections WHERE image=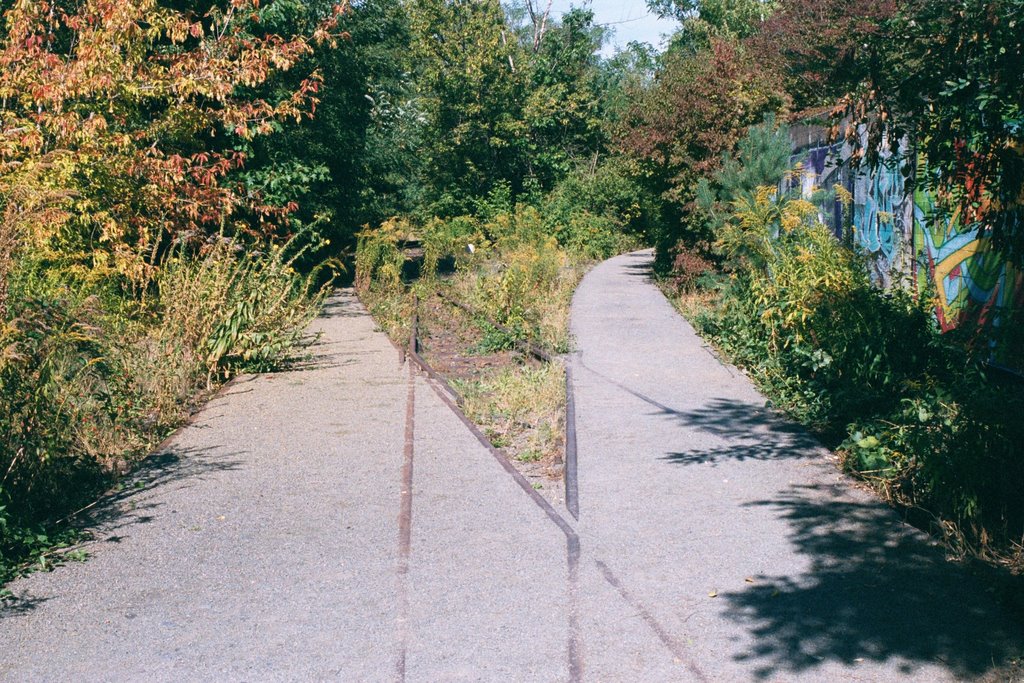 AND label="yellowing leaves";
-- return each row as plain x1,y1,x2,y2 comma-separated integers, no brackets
0,0,342,295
